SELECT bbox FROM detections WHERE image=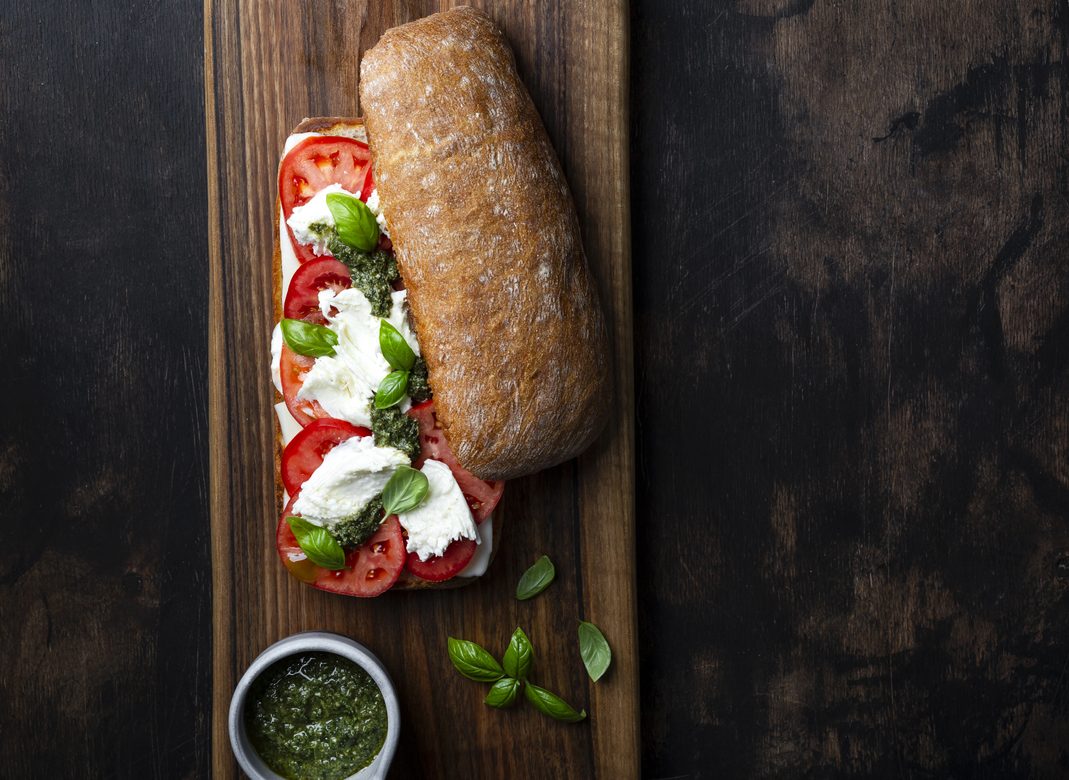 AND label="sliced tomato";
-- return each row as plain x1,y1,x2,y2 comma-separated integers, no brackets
317,516,406,597
284,257,351,325
276,494,318,584
407,400,504,523
279,136,372,263
406,538,477,582
280,345,328,427
281,419,371,496
277,501,406,597
360,165,376,203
